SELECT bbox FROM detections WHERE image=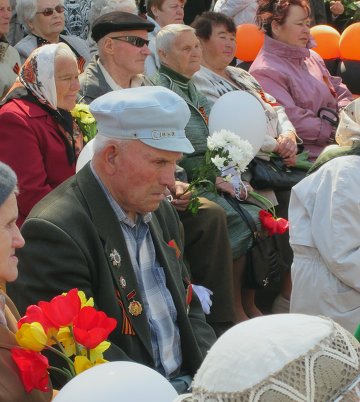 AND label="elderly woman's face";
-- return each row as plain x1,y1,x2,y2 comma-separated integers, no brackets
152,0,184,27
271,5,310,48
160,30,202,78
0,0,11,36
200,24,236,70
55,55,80,110
0,193,24,283
28,0,65,42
